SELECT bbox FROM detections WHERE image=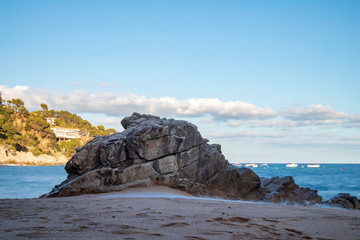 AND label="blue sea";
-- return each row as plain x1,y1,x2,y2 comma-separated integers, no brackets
249,164,360,200
0,164,359,200
0,165,67,199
